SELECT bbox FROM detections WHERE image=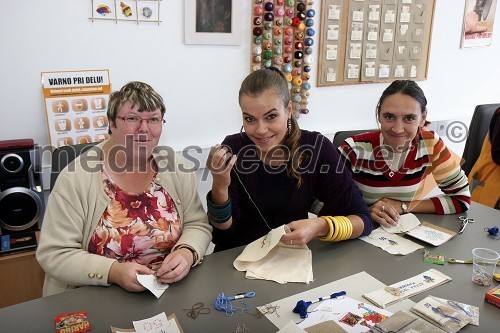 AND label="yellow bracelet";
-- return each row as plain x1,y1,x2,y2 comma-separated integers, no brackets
344,217,353,239
330,216,341,241
339,216,352,241
318,216,334,241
